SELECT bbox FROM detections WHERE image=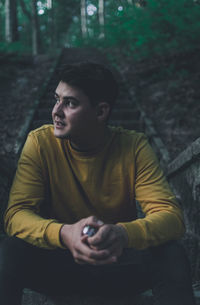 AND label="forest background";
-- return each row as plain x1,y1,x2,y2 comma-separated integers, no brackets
1,0,200,60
